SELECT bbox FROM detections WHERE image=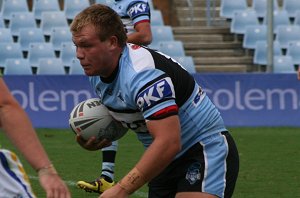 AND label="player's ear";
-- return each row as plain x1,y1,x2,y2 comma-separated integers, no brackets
108,35,119,49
